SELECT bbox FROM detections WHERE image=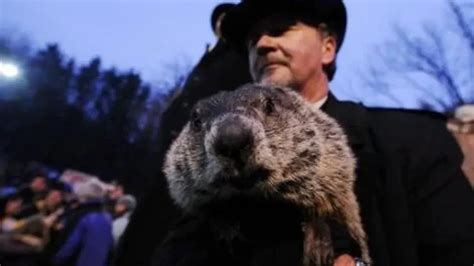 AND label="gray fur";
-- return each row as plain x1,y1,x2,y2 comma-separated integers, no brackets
163,84,370,264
